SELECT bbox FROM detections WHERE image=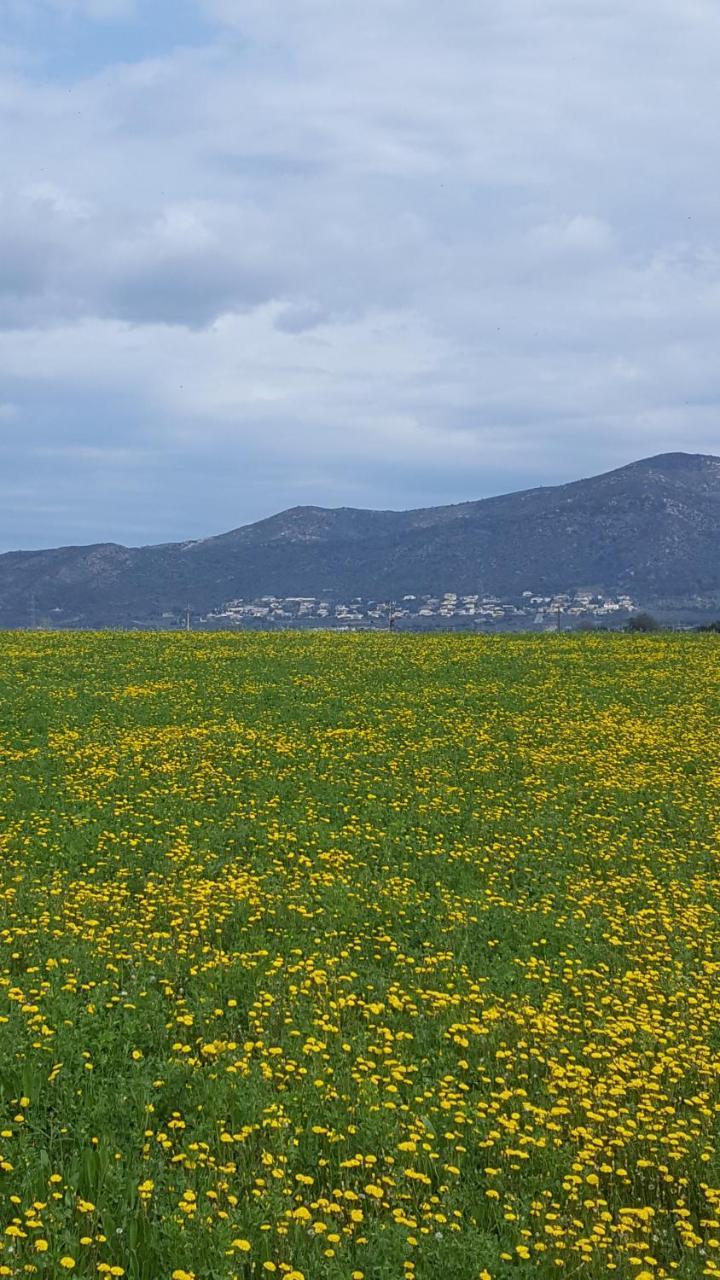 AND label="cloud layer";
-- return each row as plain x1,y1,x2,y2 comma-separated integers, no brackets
1,0,719,547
